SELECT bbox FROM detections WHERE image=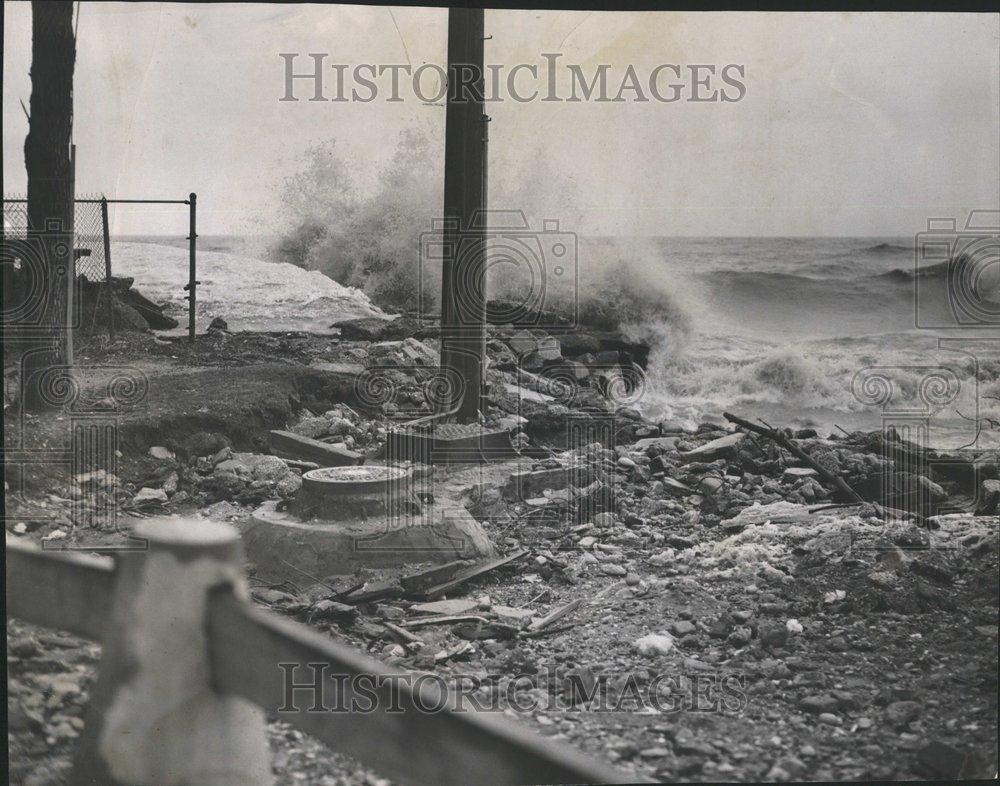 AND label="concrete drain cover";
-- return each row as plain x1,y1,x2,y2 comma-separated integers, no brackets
303,465,410,495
